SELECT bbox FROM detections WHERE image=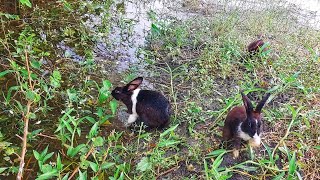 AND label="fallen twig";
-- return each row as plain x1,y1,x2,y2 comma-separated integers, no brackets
17,50,34,180
37,133,57,139
156,166,180,179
